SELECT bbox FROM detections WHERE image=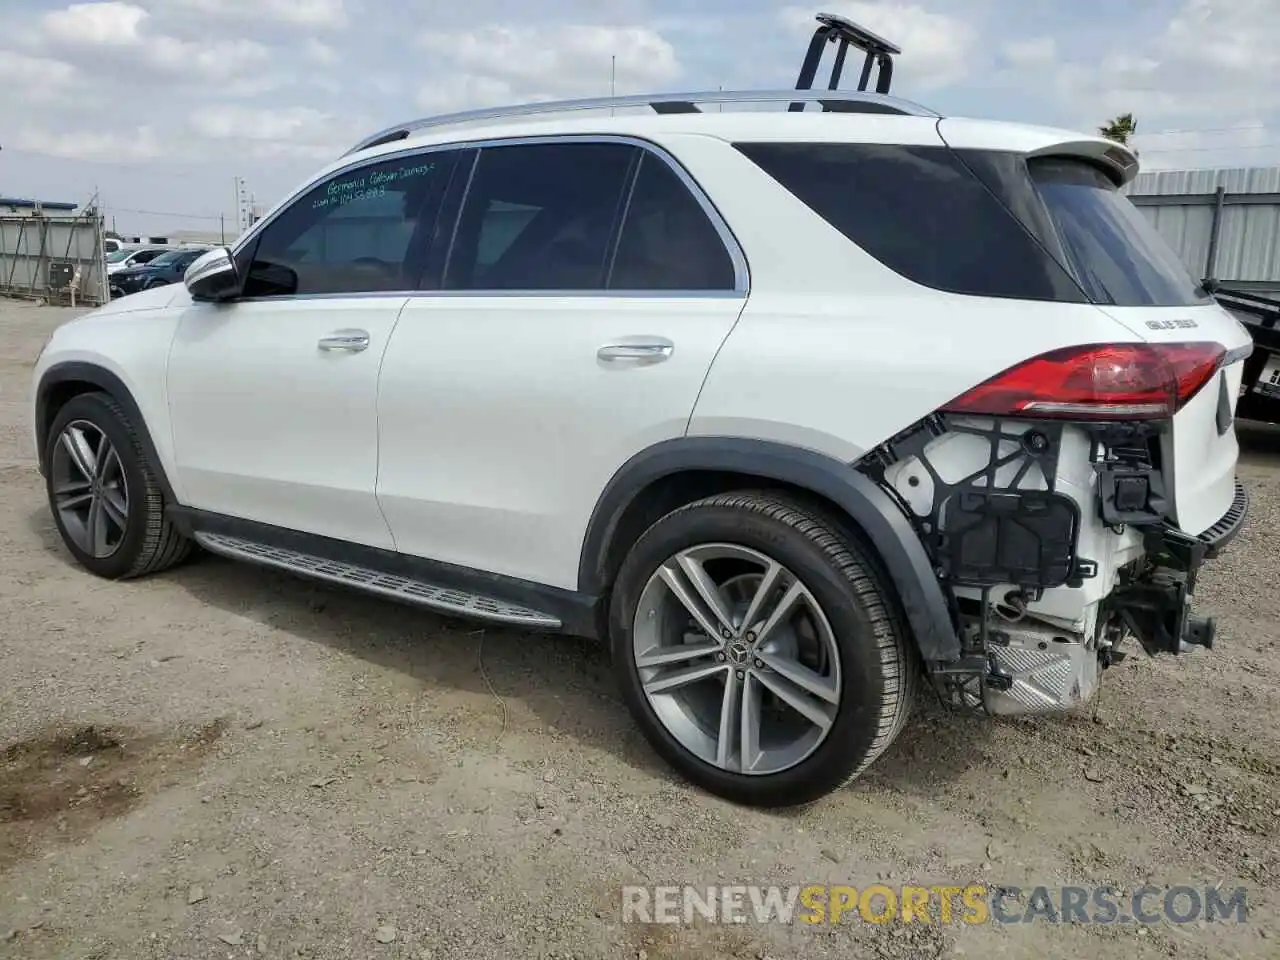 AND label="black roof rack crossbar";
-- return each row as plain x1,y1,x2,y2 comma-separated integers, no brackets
791,12,901,112
651,101,701,114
